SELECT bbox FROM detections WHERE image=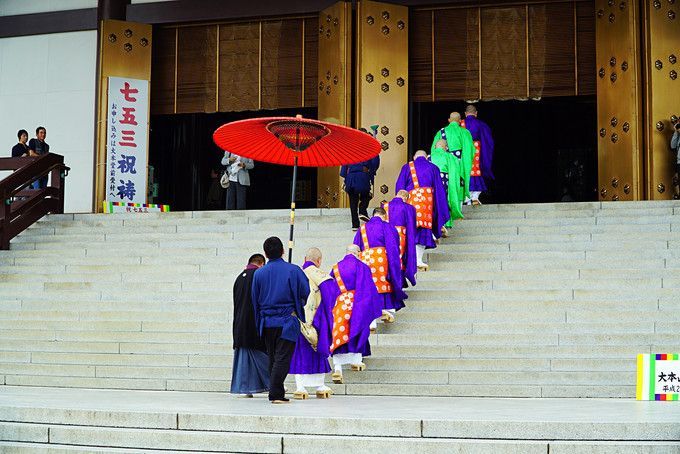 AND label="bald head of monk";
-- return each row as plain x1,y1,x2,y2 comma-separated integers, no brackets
346,244,361,257
305,247,323,267
435,139,448,150
396,189,409,202
414,150,428,160
448,112,461,124
465,104,478,116
372,206,387,221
